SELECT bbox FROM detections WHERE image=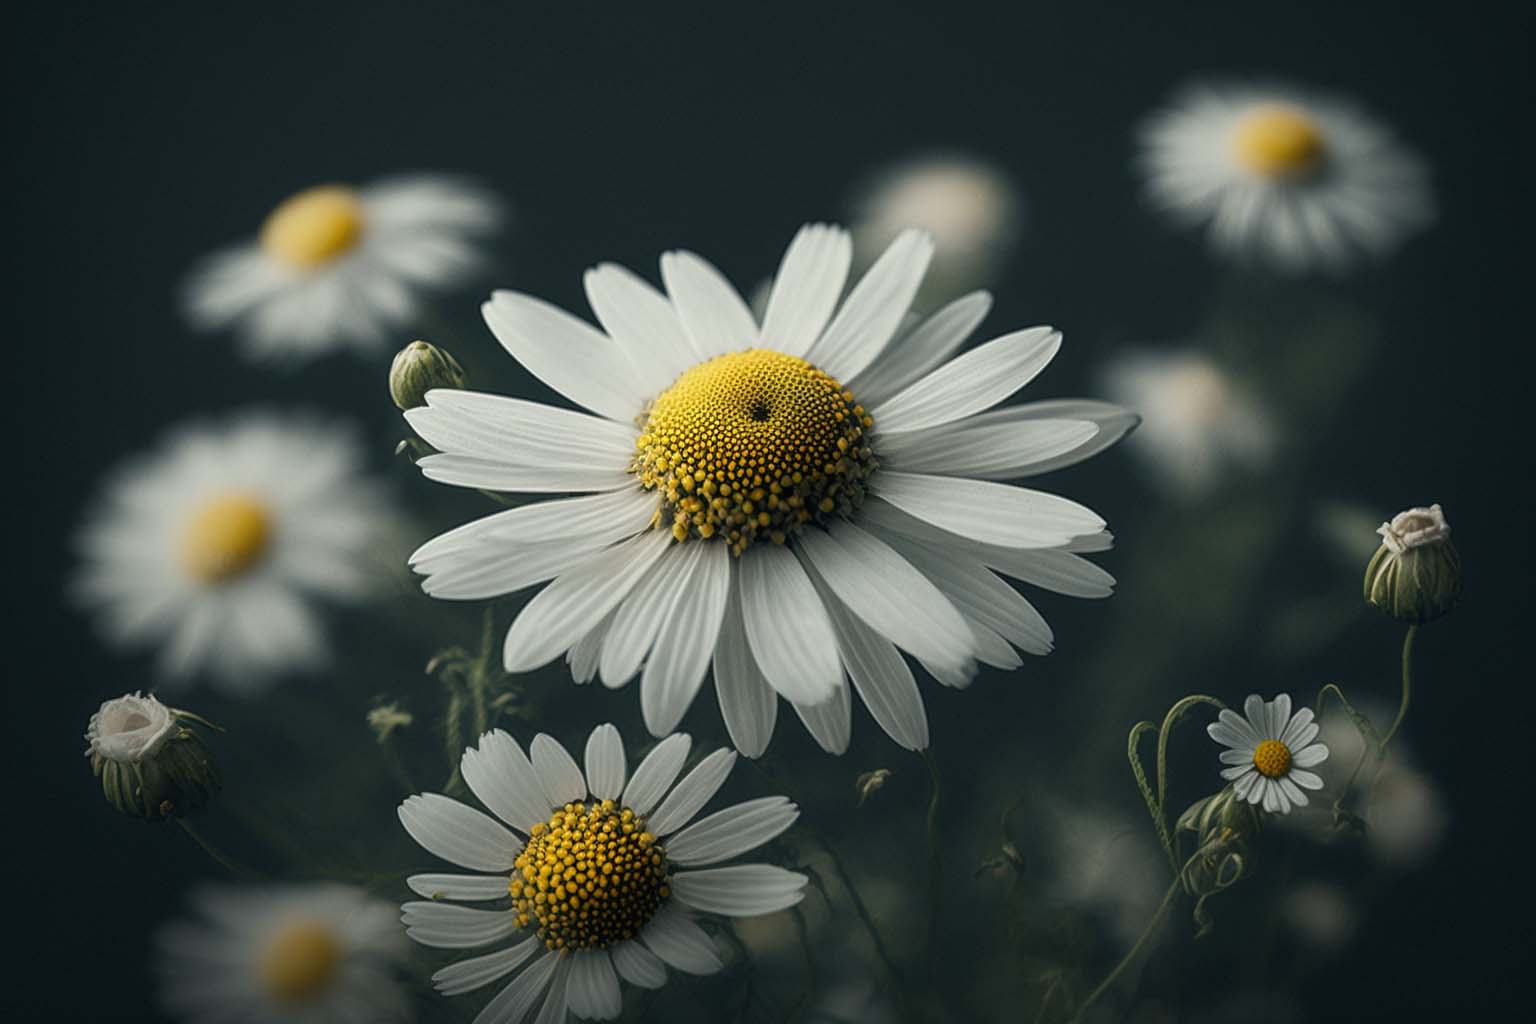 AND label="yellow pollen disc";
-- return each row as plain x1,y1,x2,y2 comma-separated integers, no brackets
1252,739,1292,779
632,349,877,556
181,493,272,583
511,800,668,951
260,185,365,268
259,921,342,1005
1233,104,1326,177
